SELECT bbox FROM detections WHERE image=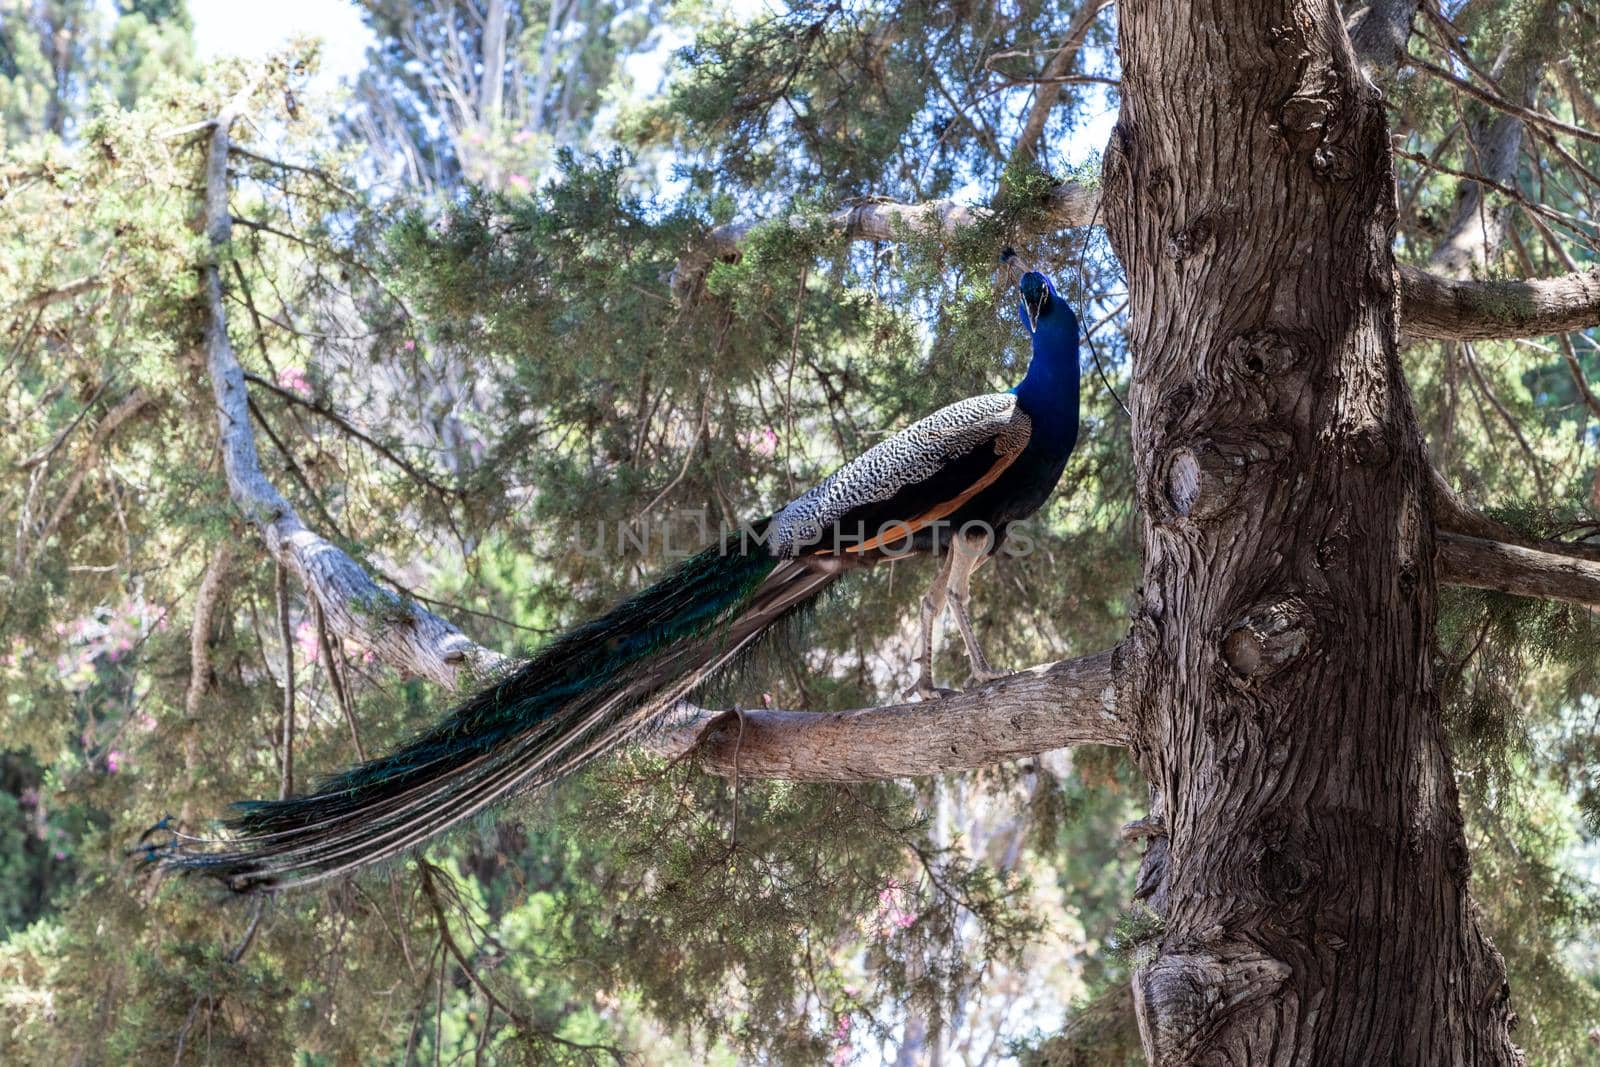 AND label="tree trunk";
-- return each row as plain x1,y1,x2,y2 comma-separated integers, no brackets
1101,0,1523,1061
